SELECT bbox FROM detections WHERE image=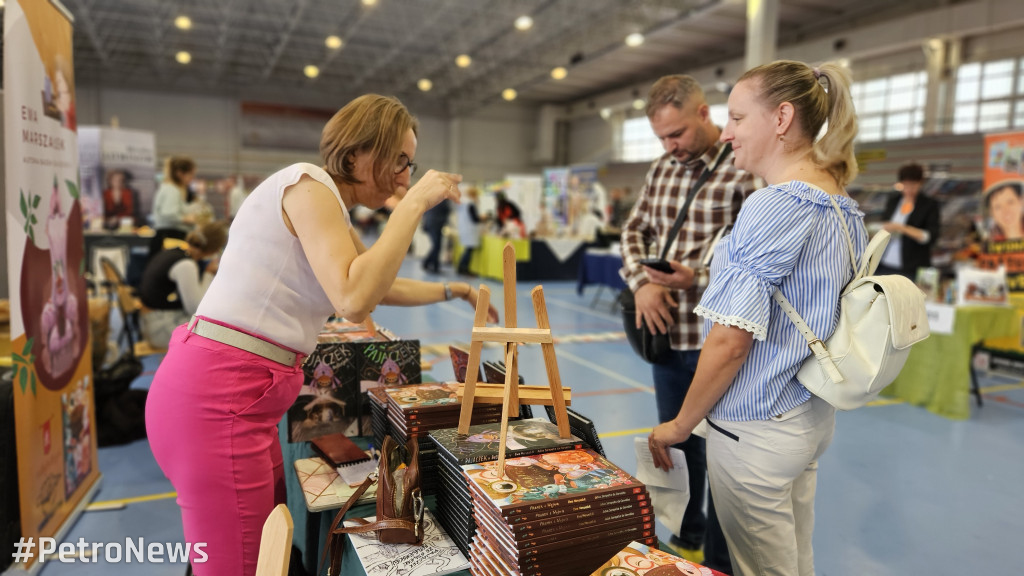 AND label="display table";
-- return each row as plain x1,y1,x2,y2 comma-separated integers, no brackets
464,235,589,281
881,305,1019,420
577,248,627,296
